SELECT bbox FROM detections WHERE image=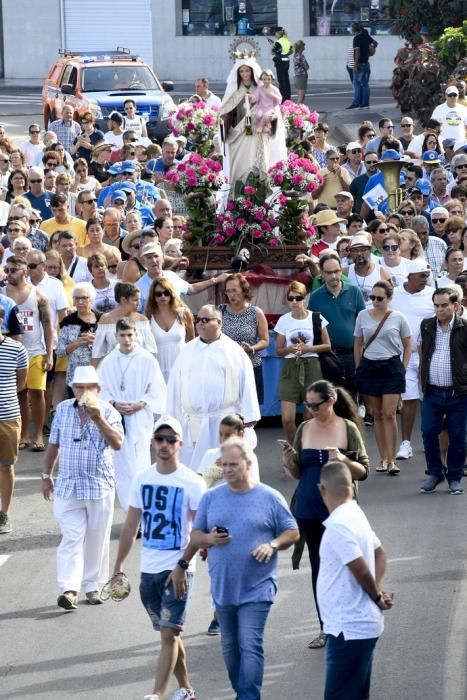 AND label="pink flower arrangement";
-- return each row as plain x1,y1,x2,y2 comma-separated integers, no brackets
280,101,319,136
168,101,219,153
267,153,323,195
213,196,279,251
165,153,225,194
